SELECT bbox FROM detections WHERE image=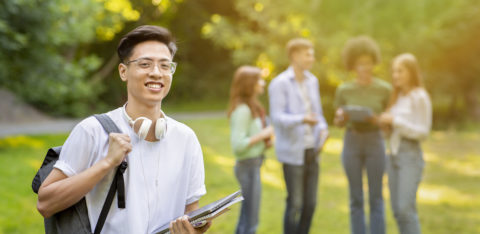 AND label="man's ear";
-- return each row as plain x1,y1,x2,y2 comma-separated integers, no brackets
119,63,128,82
